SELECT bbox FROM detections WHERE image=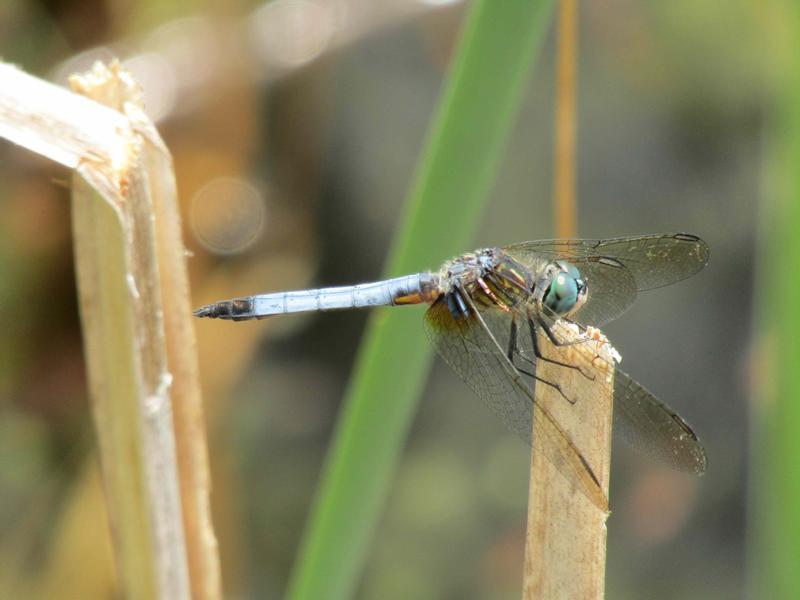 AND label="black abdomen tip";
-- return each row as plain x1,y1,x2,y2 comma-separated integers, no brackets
193,298,253,320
